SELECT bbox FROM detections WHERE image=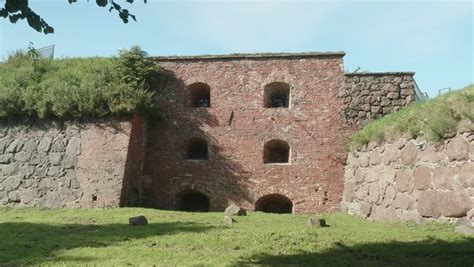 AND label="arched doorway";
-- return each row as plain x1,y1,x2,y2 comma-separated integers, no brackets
177,190,210,212
255,194,293,214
